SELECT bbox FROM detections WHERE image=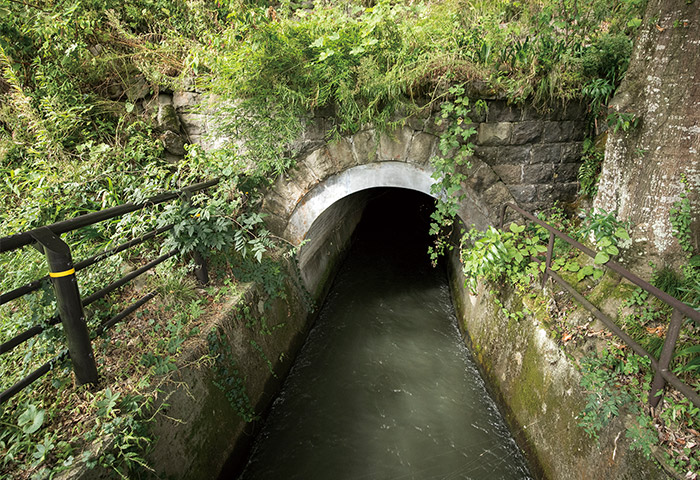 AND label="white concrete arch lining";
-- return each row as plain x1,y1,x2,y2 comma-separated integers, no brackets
284,161,439,244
